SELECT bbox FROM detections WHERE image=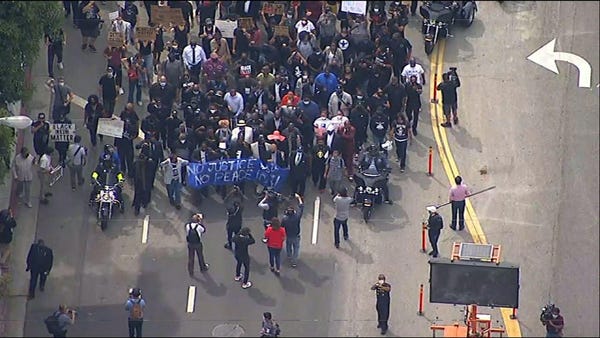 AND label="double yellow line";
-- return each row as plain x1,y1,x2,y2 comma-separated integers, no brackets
428,40,522,337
